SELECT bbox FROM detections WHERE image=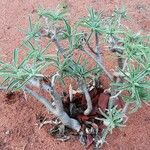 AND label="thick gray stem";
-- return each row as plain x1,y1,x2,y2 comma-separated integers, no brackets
24,87,55,113
80,81,92,115
29,77,64,112
47,85,64,113
29,77,81,132
0,86,7,90
57,112,81,132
